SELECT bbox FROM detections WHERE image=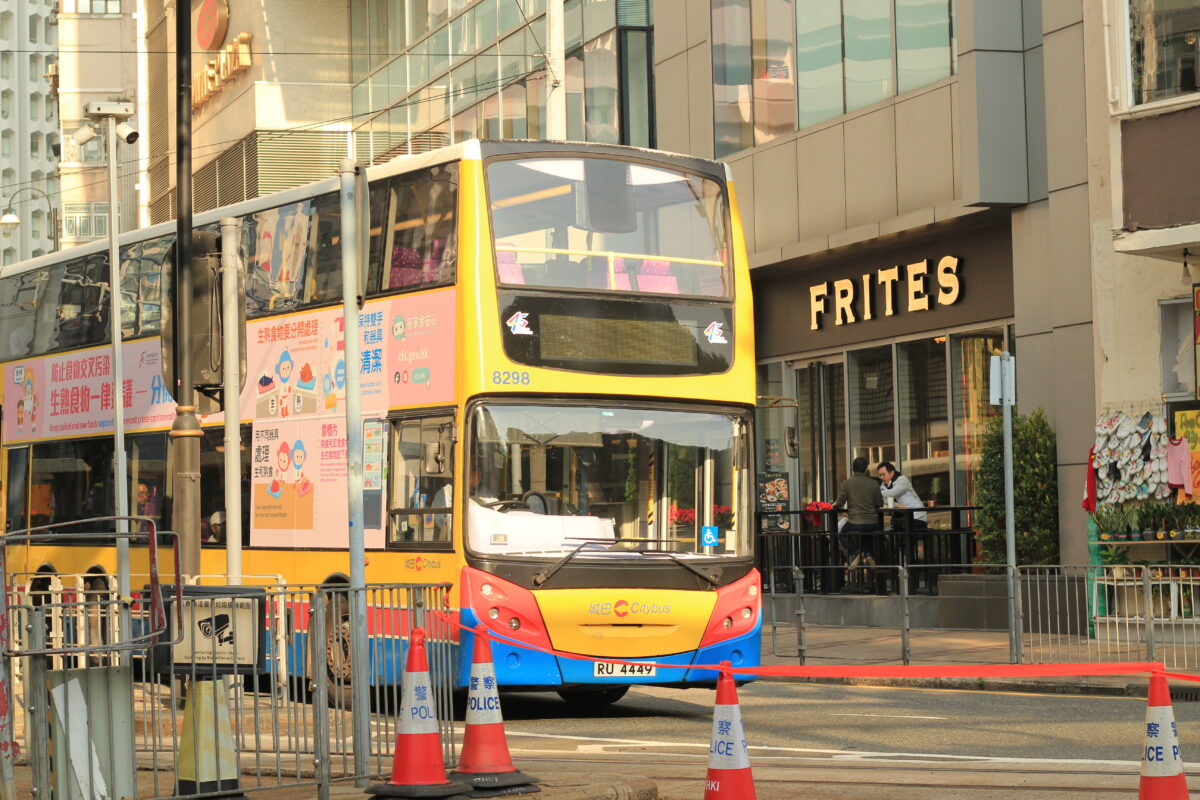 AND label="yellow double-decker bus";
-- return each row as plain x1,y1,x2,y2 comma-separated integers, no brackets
0,140,759,703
